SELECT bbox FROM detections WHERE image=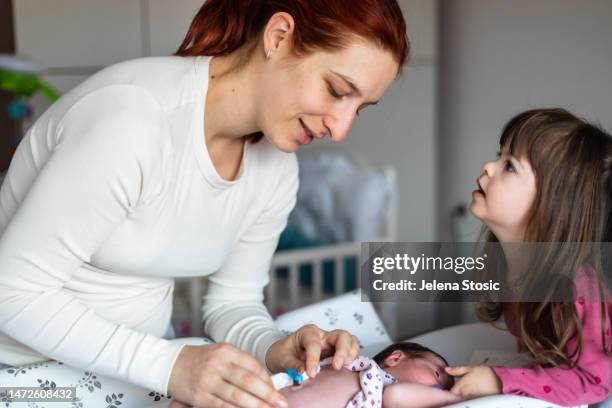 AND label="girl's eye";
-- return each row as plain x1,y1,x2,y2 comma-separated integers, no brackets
504,160,516,173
